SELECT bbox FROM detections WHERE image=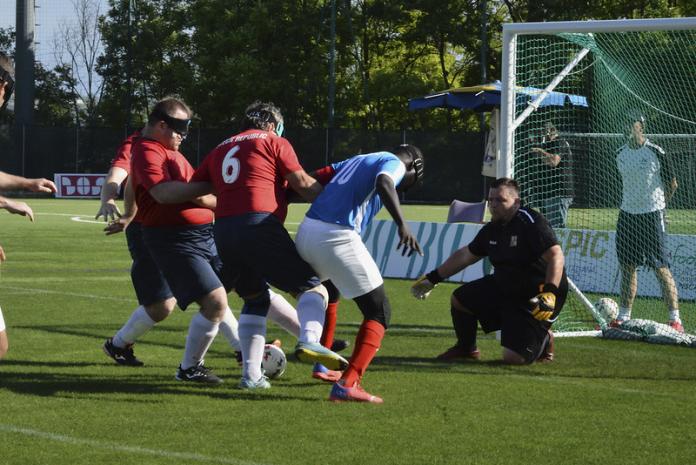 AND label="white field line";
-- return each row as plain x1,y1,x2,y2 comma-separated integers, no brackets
0,285,135,302
0,424,271,465
34,212,301,228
